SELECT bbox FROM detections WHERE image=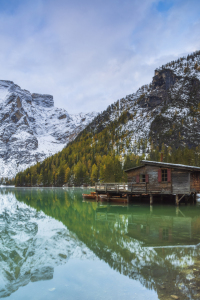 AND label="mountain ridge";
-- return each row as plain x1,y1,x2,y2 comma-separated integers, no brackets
14,50,200,186
0,80,97,178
